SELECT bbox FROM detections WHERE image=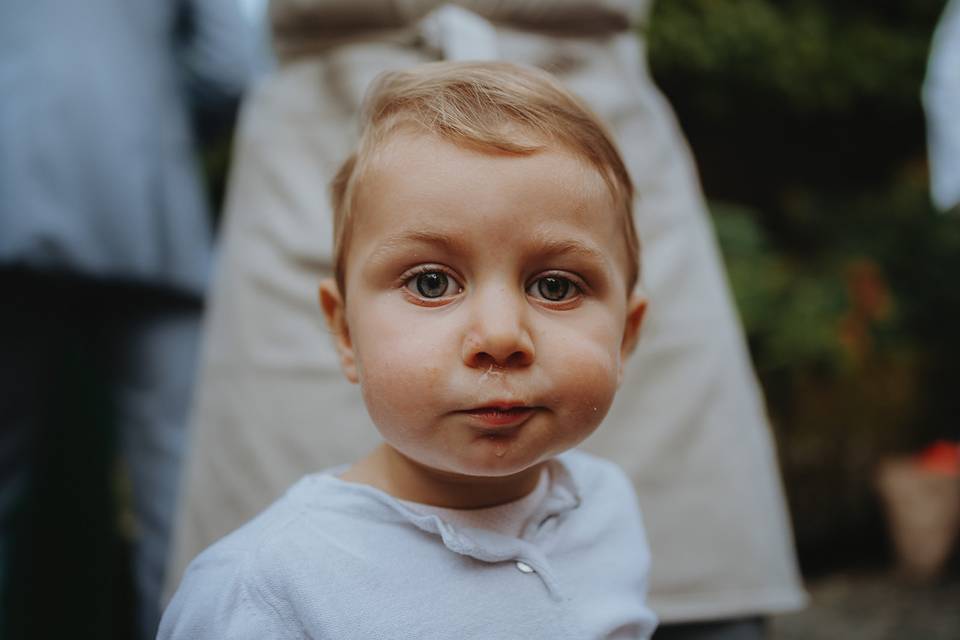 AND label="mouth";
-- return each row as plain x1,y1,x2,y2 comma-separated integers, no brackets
461,404,538,428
